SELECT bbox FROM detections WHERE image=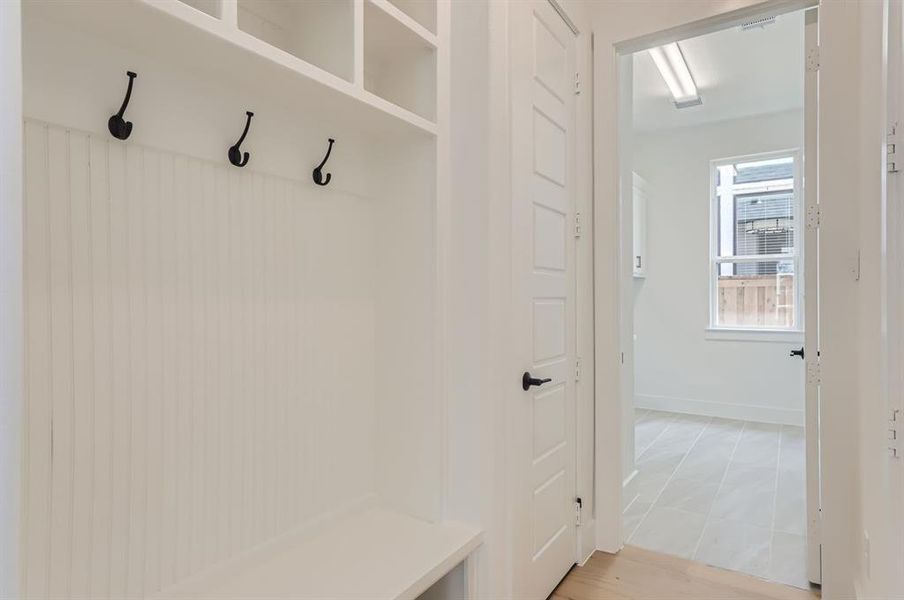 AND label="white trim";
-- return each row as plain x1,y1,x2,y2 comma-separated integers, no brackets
802,8,823,584
612,0,818,55
635,394,805,427
367,0,438,48
885,0,904,590
0,0,23,597
575,530,595,567
704,327,804,343
547,0,580,35
574,24,597,566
